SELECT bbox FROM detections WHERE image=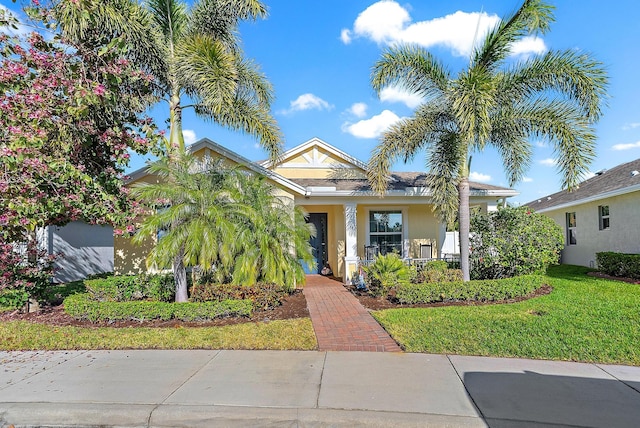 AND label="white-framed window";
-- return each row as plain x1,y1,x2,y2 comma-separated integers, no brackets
368,210,404,256
598,205,610,230
566,212,577,245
